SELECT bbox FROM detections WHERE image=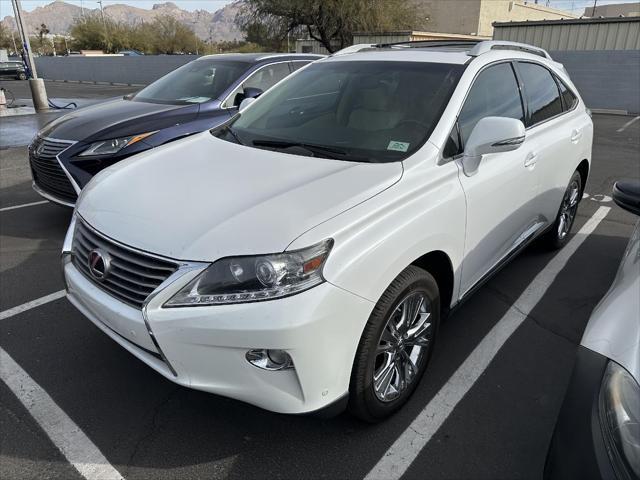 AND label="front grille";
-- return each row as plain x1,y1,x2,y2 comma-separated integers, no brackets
30,137,78,204
72,219,179,309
